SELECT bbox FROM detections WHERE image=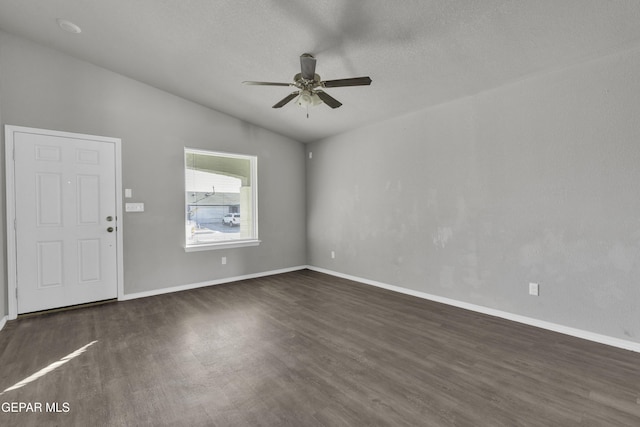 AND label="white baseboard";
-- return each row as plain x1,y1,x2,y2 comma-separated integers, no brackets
120,265,308,301
0,315,7,333
307,266,640,354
